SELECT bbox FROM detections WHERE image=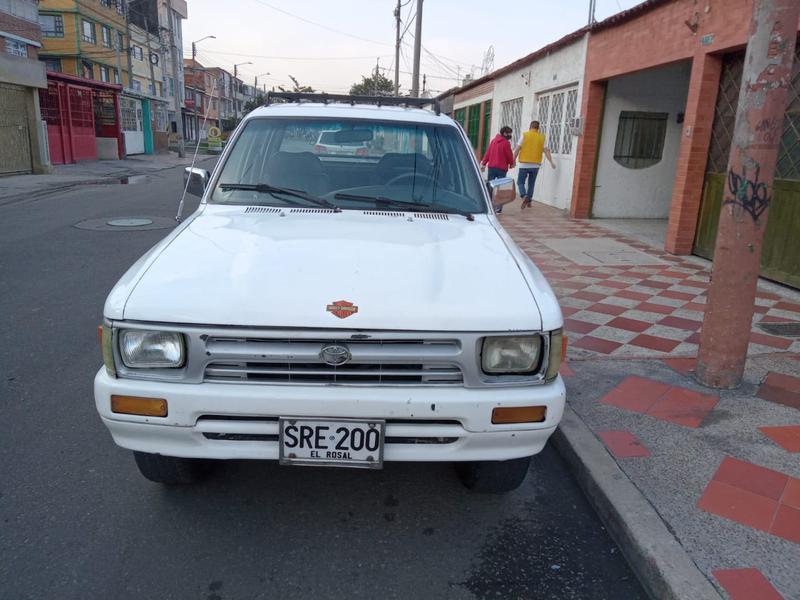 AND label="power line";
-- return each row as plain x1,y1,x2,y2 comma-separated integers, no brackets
182,49,393,62
247,0,392,46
